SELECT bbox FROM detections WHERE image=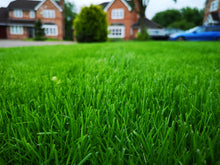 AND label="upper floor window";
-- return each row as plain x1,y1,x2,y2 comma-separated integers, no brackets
210,0,219,12
14,9,23,18
30,10,35,18
112,9,124,19
43,10,55,18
